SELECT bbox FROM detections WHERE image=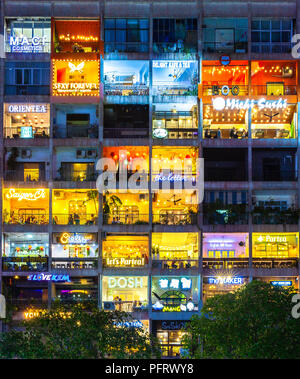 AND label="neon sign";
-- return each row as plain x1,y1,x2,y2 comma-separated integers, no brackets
153,61,191,69
270,281,292,287
9,36,47,53
158,277,192,290
208,276,243,285
20,127,33,139
212,97,287,111
256,235,287,243
60,232,89,245
8,104,47,113
152,300,195,312
154,173,196,183
153,128,168,139
105,257,145,267
27,273,71,282
114,320,144,328
6,189,46,202
108,277,144,289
